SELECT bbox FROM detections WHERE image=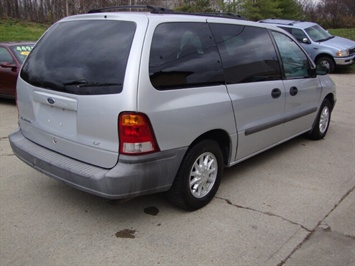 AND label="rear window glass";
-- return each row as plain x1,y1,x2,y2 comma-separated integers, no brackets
11,45,34,64
21,20,136,95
